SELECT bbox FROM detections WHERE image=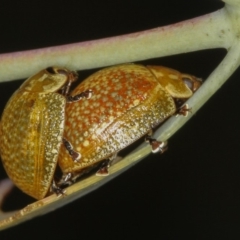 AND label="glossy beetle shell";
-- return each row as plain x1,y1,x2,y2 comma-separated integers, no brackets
58,64,200,174
0,67,77,199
